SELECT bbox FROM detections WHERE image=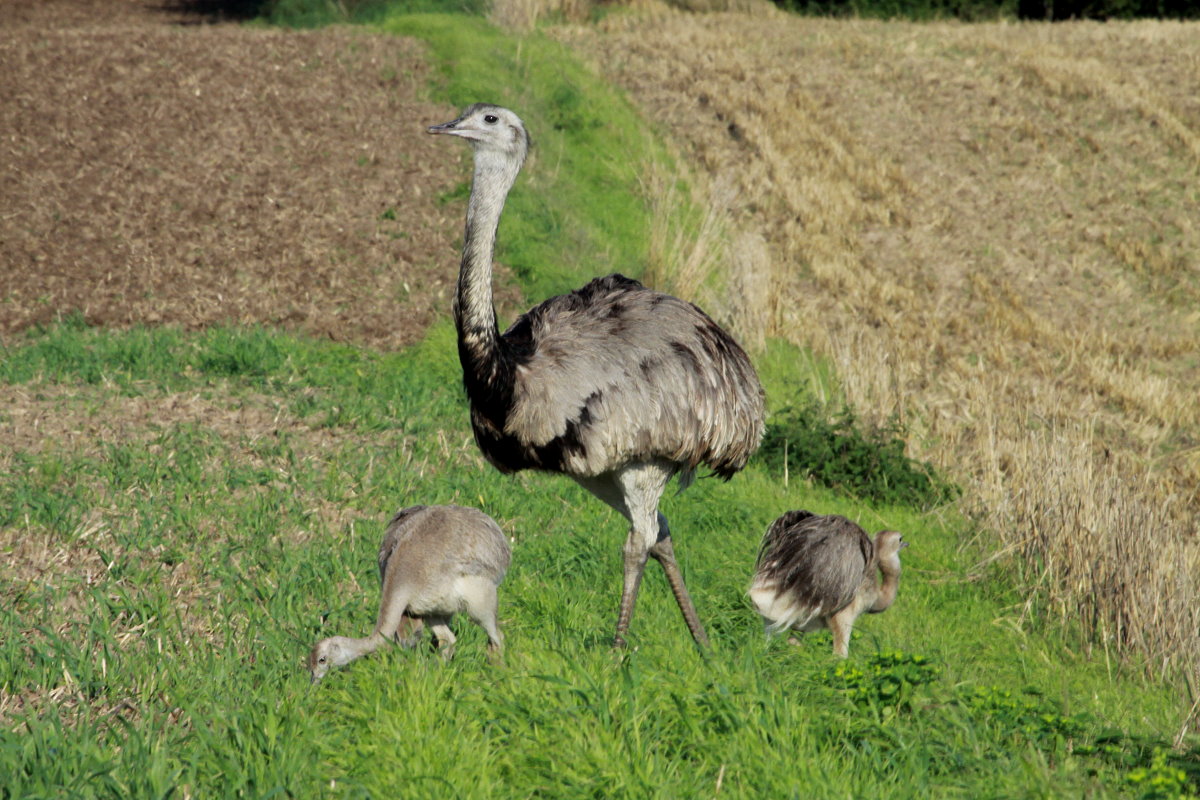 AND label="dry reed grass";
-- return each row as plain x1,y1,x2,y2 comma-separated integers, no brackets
557,13,1200,705
489,0,590,31
640,165,773,345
